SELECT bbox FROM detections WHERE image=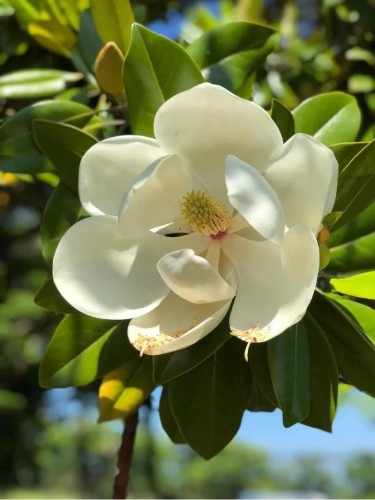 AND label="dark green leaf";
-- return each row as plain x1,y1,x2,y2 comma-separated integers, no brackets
33,120,97,190
302,314,338,432
39,315,132,388
247,342,278,407
309,292,375,397
330,142,367,174
78,10,103,70
34,276,76,313
153,316,230,384
187,22,276,69
331,139,375,231
247,377,277,413
41,182,82,267
168,338,251,459
328,200,375,273
123,24,204,137
268,323,310,427
159,385,186,444
293,92,361,145
0,154,51,174
271,99,295,142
